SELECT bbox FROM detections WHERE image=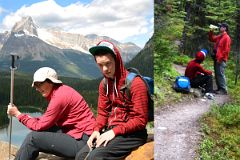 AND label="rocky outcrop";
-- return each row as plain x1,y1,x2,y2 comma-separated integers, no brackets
125,141,154,160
